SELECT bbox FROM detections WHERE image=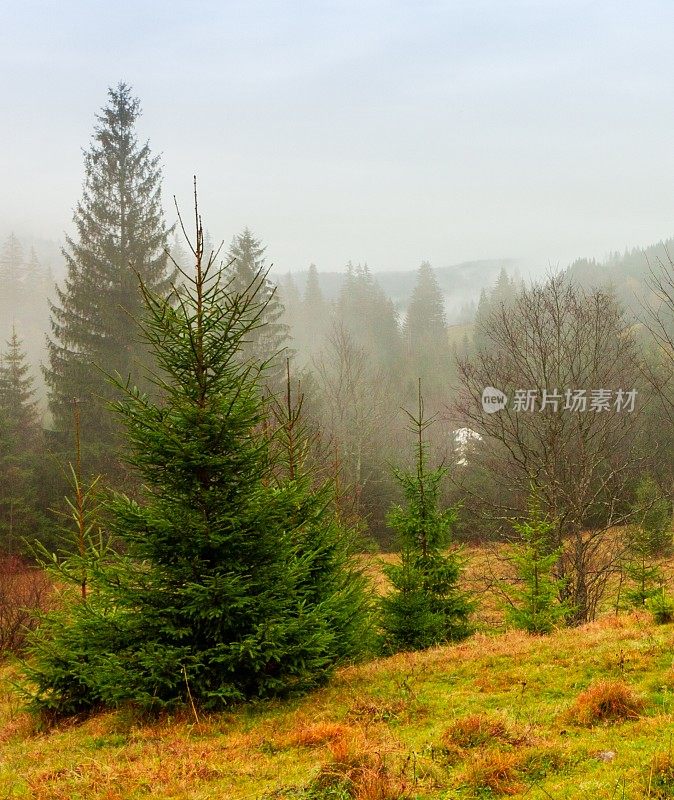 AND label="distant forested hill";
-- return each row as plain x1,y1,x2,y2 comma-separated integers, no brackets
567,238,674,314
